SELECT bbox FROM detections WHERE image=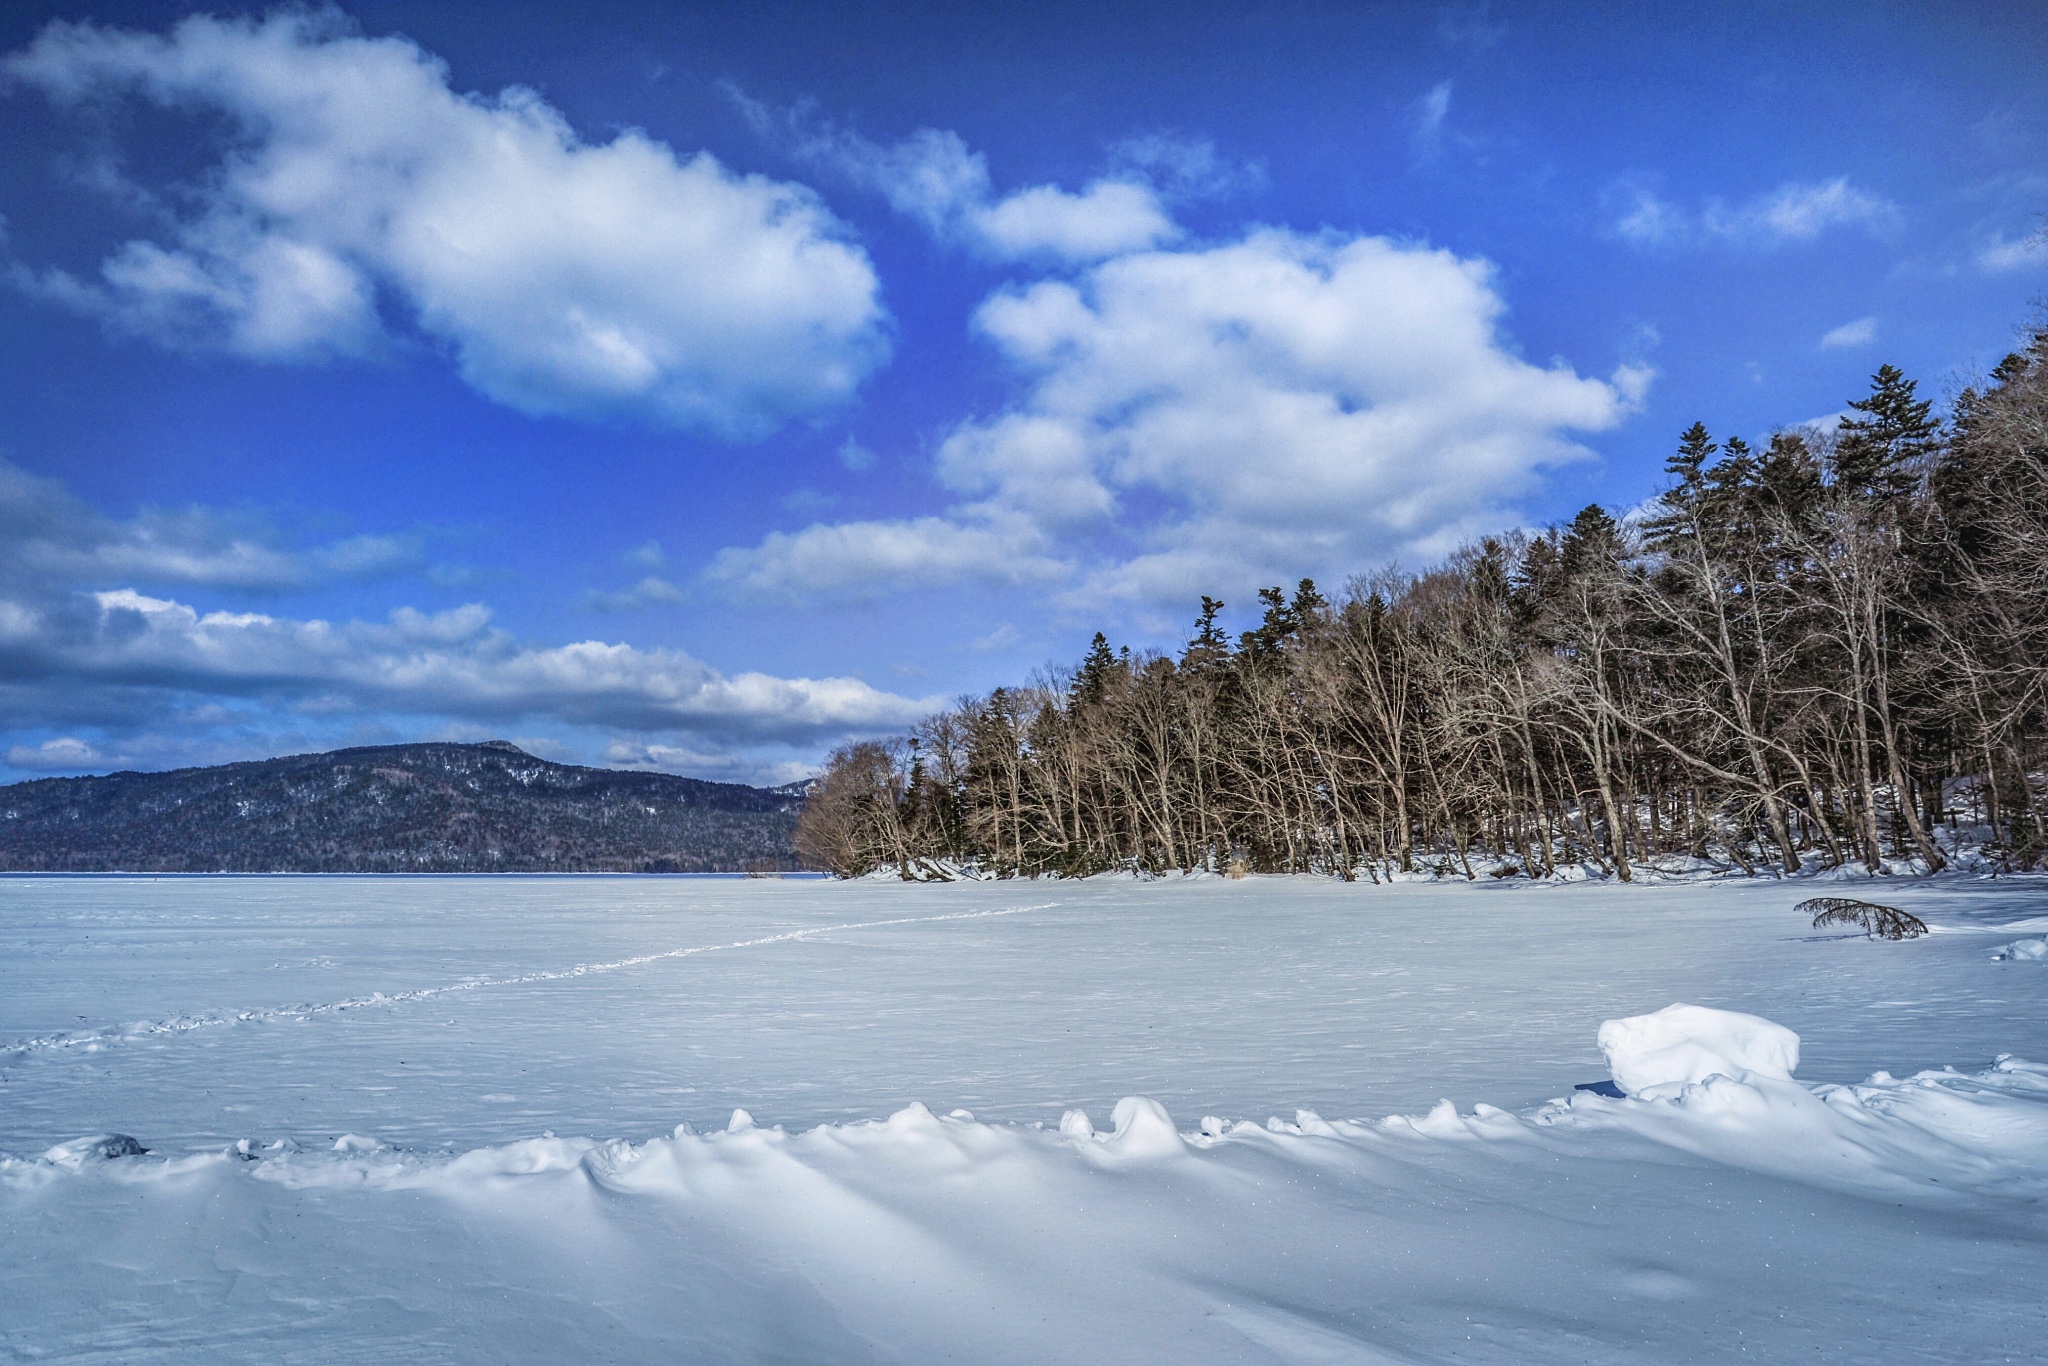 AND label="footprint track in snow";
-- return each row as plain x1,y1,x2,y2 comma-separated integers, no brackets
5,903,1060,1057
